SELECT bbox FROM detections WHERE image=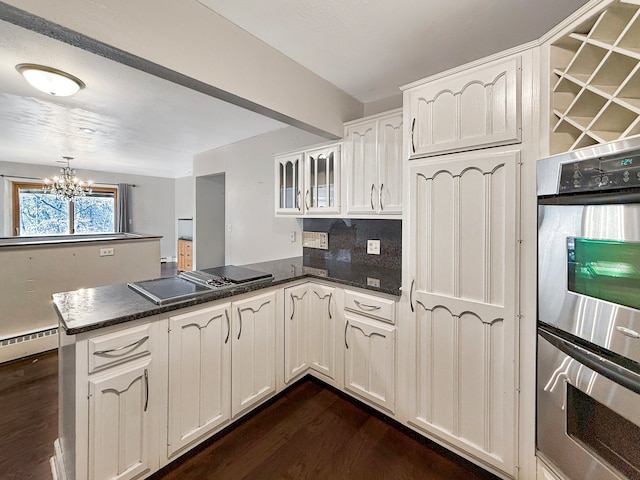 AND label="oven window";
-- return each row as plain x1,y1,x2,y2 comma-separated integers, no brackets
567,384,640,479
568,237,640,311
